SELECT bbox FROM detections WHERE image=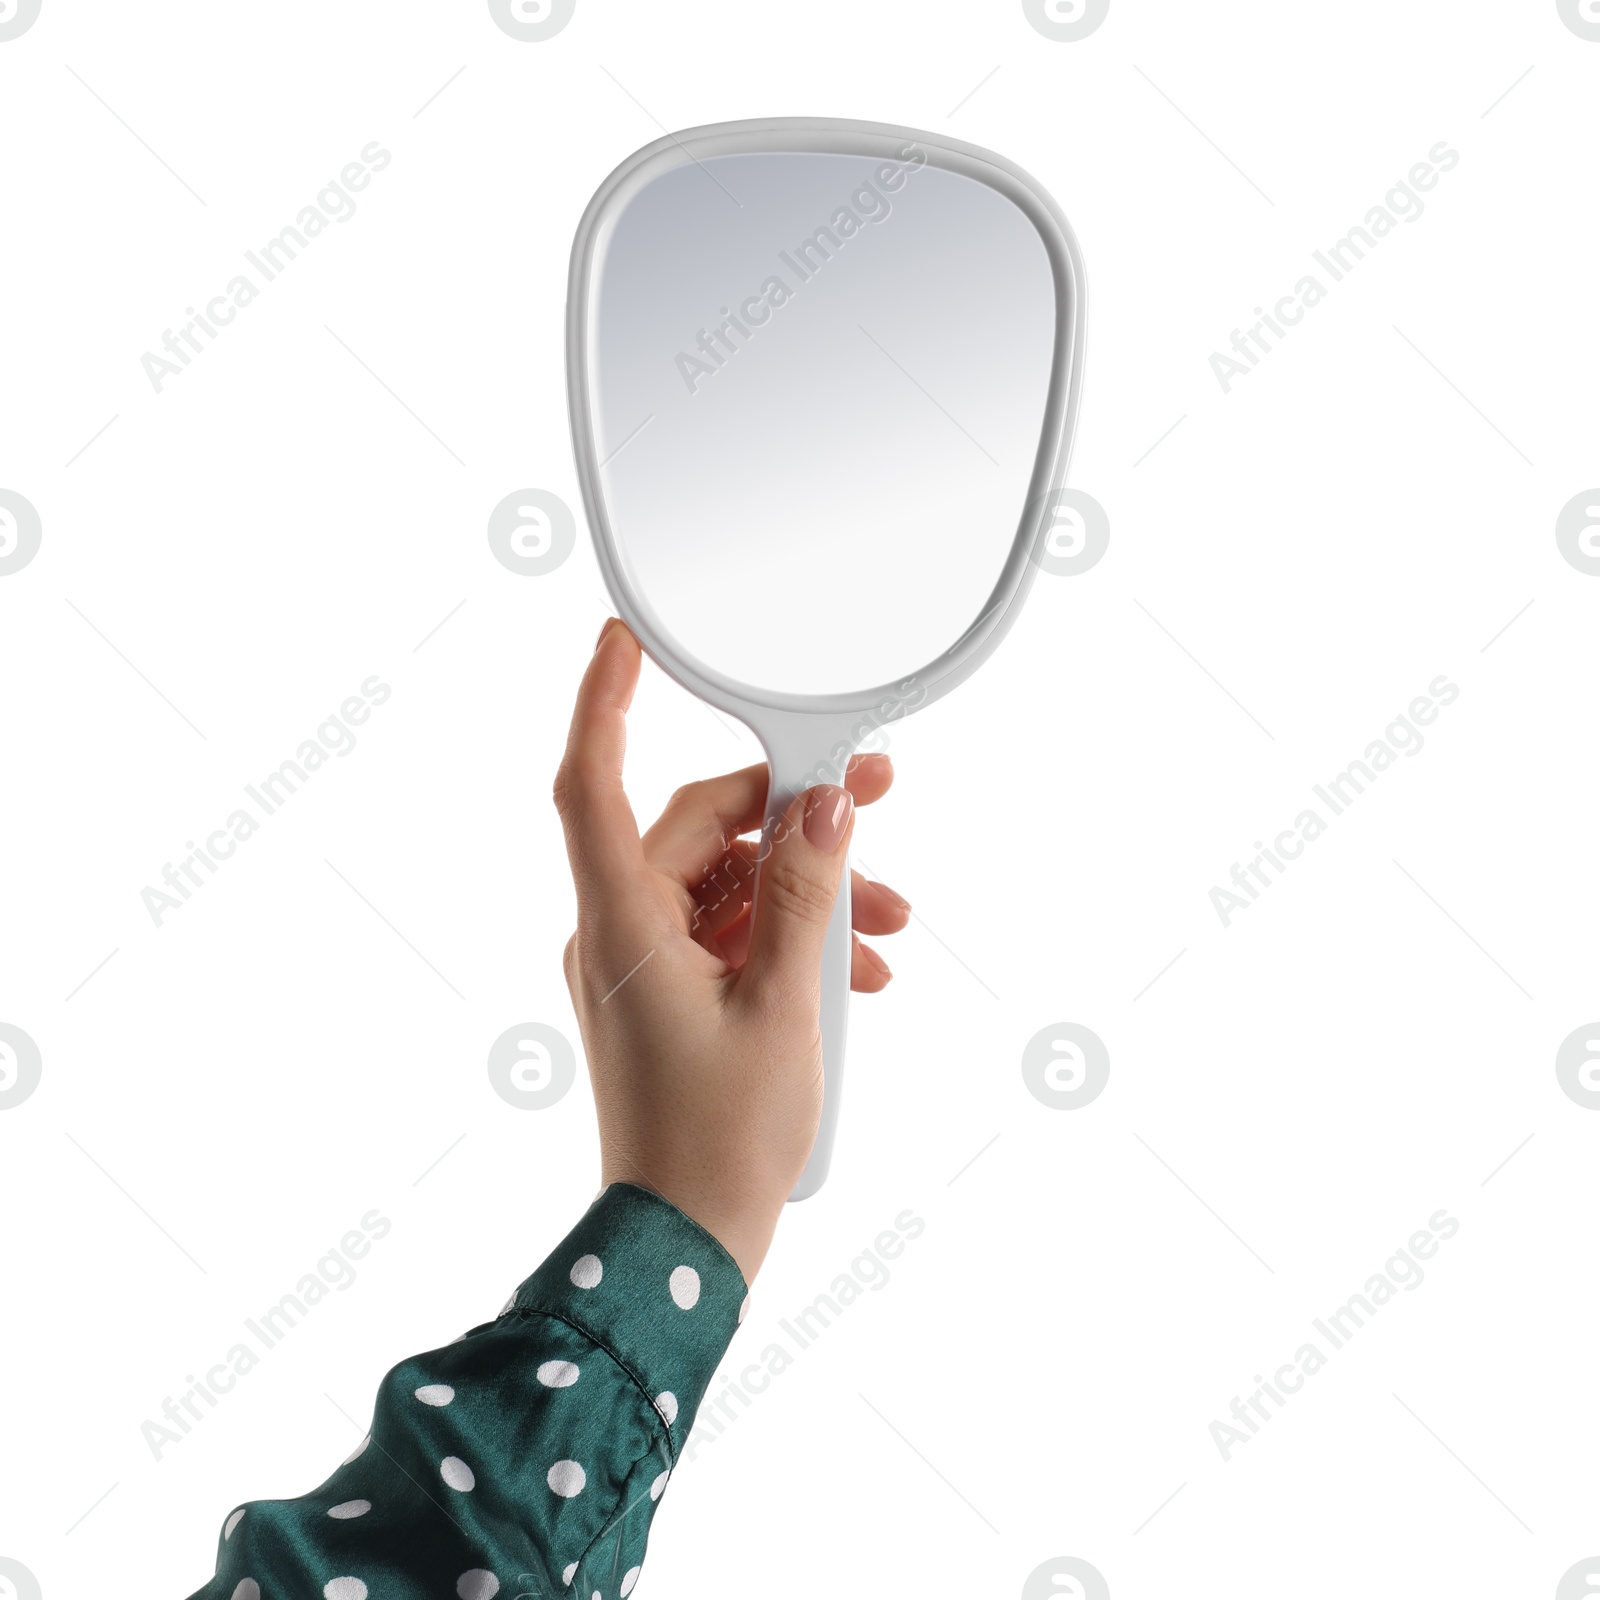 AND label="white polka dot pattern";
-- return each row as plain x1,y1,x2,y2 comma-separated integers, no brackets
193,1186,750,1600
669,1265,700,1309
